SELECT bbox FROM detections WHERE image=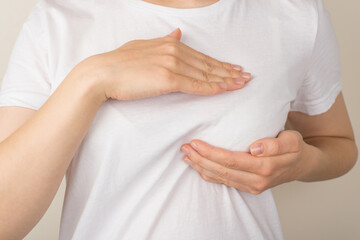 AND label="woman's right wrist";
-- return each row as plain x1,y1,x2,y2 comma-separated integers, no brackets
71,55,110,106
